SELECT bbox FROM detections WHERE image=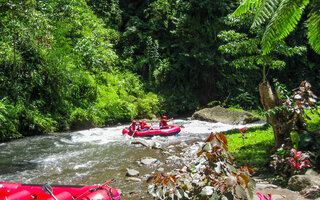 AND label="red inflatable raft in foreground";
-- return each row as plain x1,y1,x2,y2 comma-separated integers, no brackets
122,125,181,137
0,180,120,200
